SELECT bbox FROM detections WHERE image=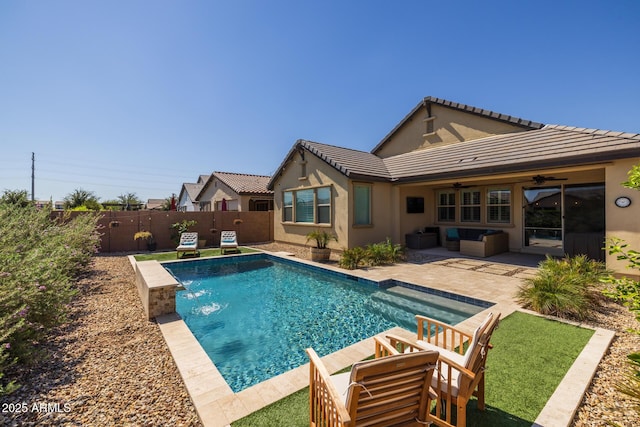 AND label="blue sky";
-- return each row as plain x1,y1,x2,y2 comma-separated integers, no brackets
1,1,639,203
